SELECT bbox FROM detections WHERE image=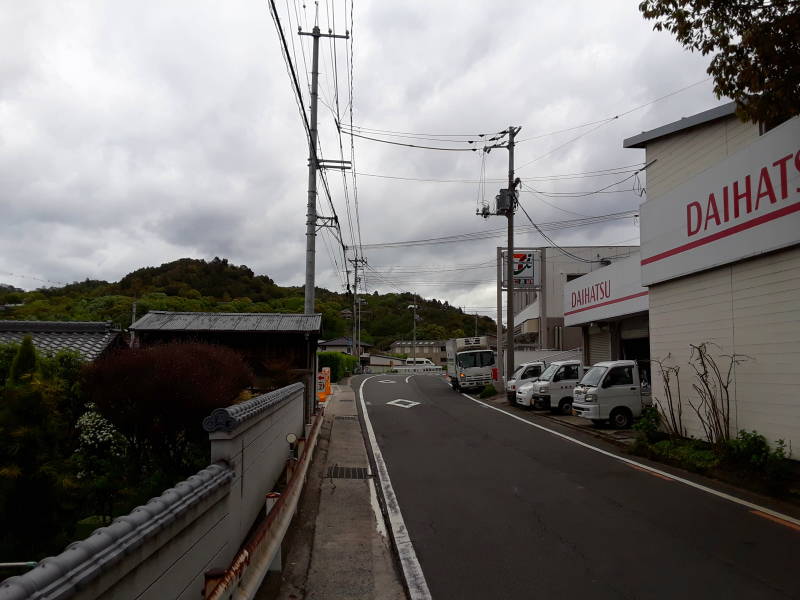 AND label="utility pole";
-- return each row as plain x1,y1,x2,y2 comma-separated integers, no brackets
412,299,417,363
480,126,521,396
349,256,367,366
505,126,519,396
300,23,349,315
